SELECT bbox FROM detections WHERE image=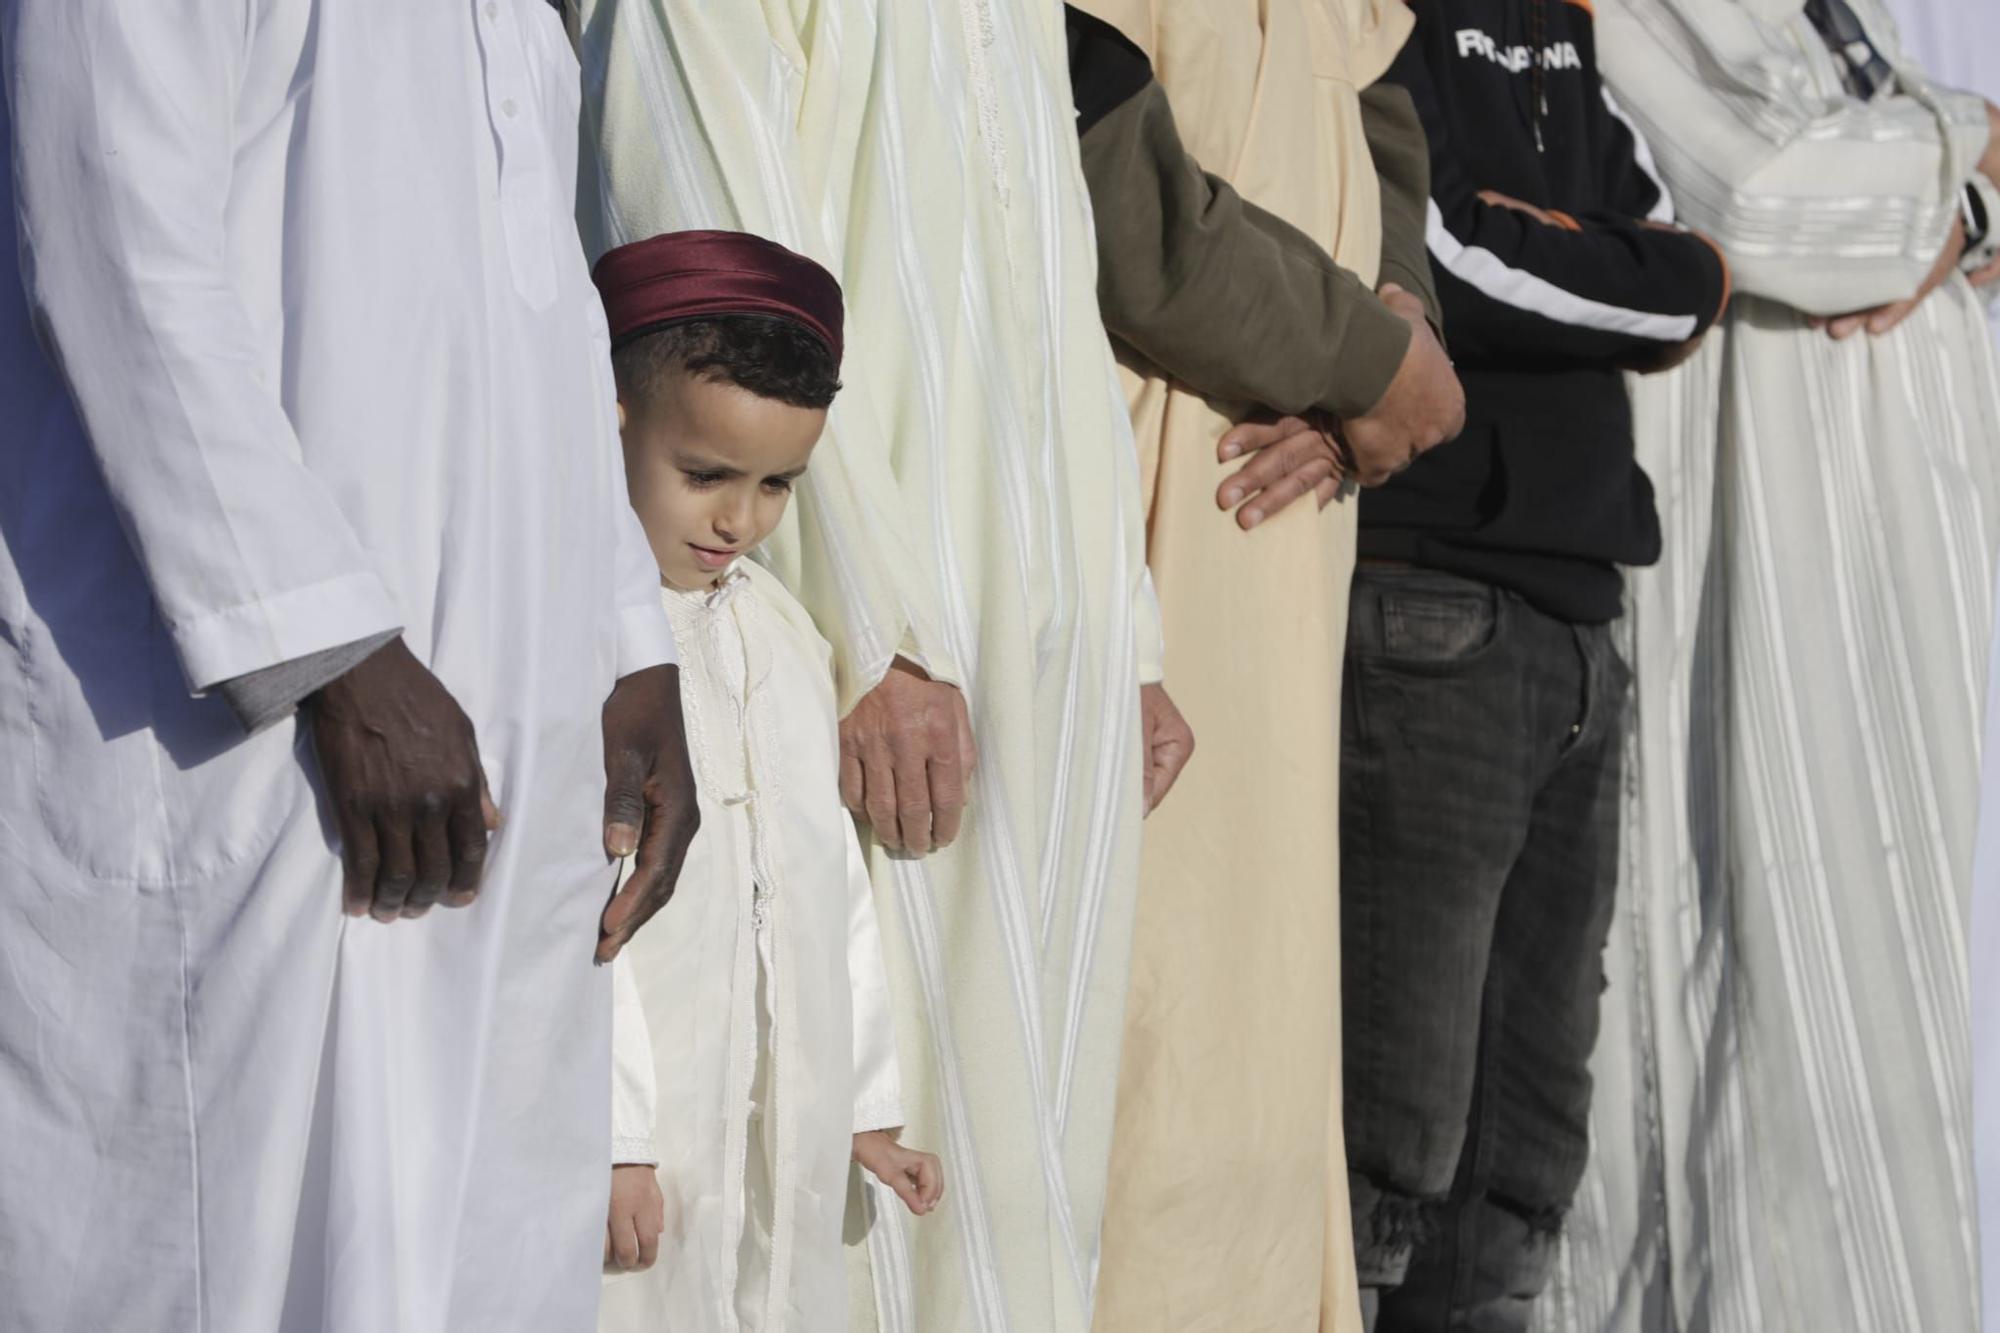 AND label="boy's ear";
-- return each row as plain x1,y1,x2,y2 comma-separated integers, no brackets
616,399,627,432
